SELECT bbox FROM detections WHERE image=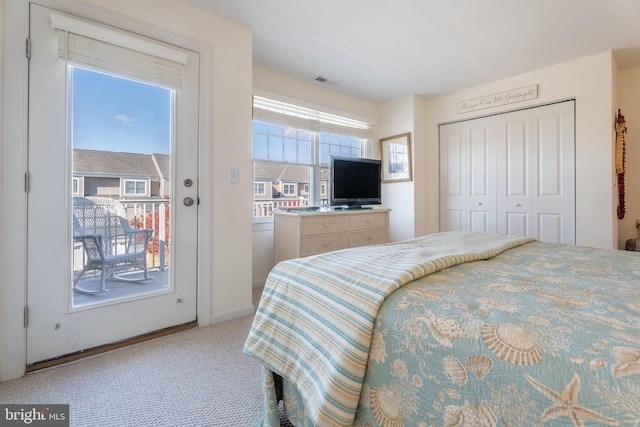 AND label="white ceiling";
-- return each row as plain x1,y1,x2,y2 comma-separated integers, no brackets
184,0,640,103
